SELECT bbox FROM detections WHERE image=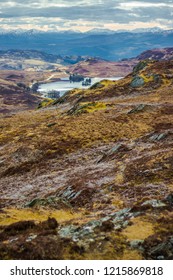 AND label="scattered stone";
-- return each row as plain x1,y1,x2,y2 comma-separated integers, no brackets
130,76,145,88
58,225,80,240
97,143,130,163
112,208,131,222
47,122,57,128
157,255,165,260
166,193,173,205
128,104,148,114
25,198,41,207
58,207,137,243
153,74,160,83
150,132,168,141
9,237,19,243
24,196,71,209
109,143,129,154
144,236,173,260
133,61,148,75
130,240,144,249
26,234,37,242
141,199,167,208
59,186,82,200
